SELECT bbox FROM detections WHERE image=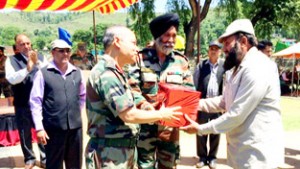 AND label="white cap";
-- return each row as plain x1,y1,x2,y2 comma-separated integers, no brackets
218,19,255,43
51,39,71,50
